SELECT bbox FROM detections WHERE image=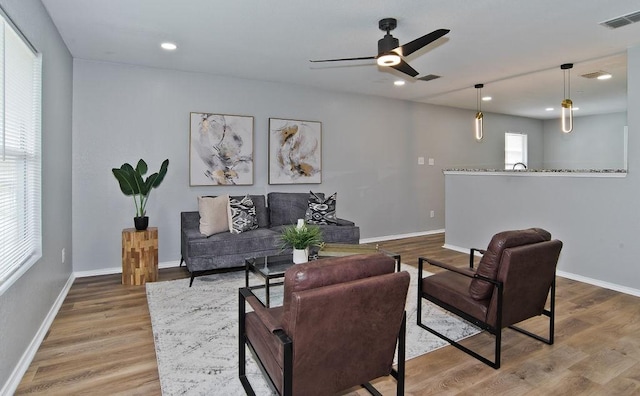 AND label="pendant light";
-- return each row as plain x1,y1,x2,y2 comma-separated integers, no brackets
561,63,573,133
474,84,484,141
